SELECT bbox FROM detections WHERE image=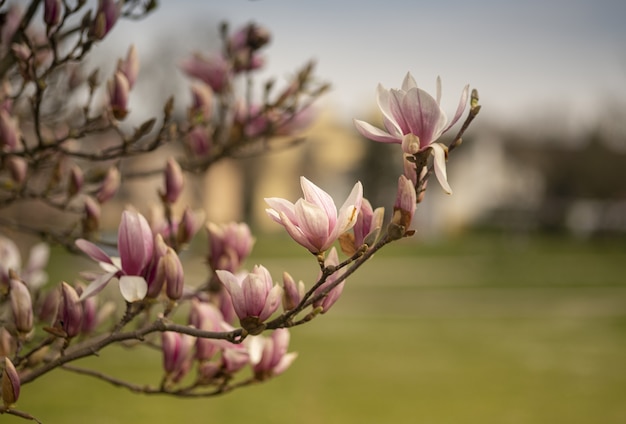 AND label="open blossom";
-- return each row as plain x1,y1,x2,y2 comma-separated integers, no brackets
354,73,469,194
76,210,154,302
215,265,282,334
180,53,231,93
265,176,363,254
206,222,255,273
